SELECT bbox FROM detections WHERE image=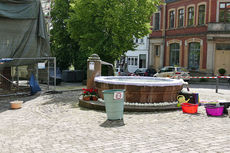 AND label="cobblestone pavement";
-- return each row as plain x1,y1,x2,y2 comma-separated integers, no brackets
0,84,230,153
